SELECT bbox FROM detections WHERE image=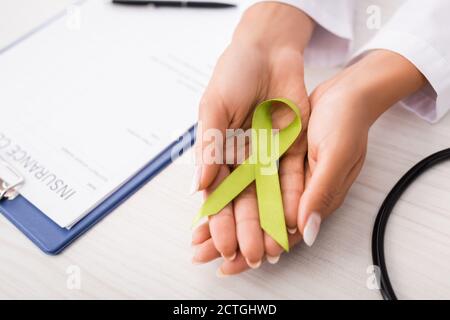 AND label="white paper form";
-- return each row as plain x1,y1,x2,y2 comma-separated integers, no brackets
0,0,239,227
